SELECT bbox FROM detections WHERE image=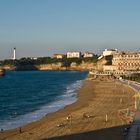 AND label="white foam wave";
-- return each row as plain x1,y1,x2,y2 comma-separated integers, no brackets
0,80,83,130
